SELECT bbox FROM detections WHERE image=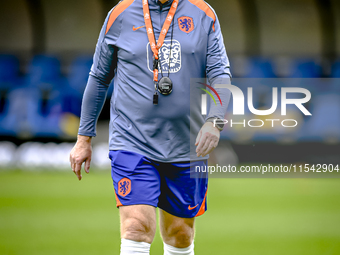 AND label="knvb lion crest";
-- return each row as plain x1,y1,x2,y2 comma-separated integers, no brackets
147,39,181,73
118,178,131,197
178,16,194,33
